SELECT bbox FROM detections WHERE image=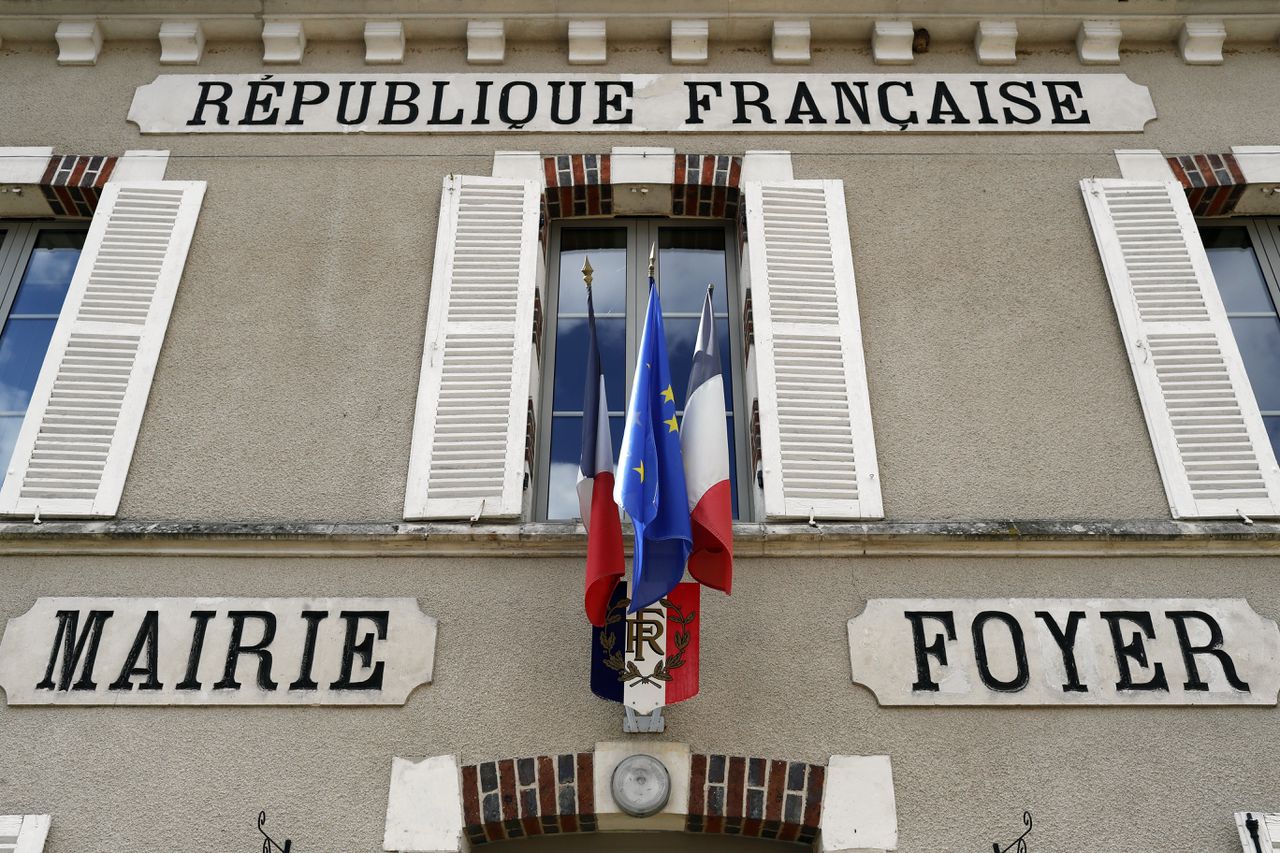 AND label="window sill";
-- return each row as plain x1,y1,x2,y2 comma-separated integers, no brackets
0,519,1277,557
